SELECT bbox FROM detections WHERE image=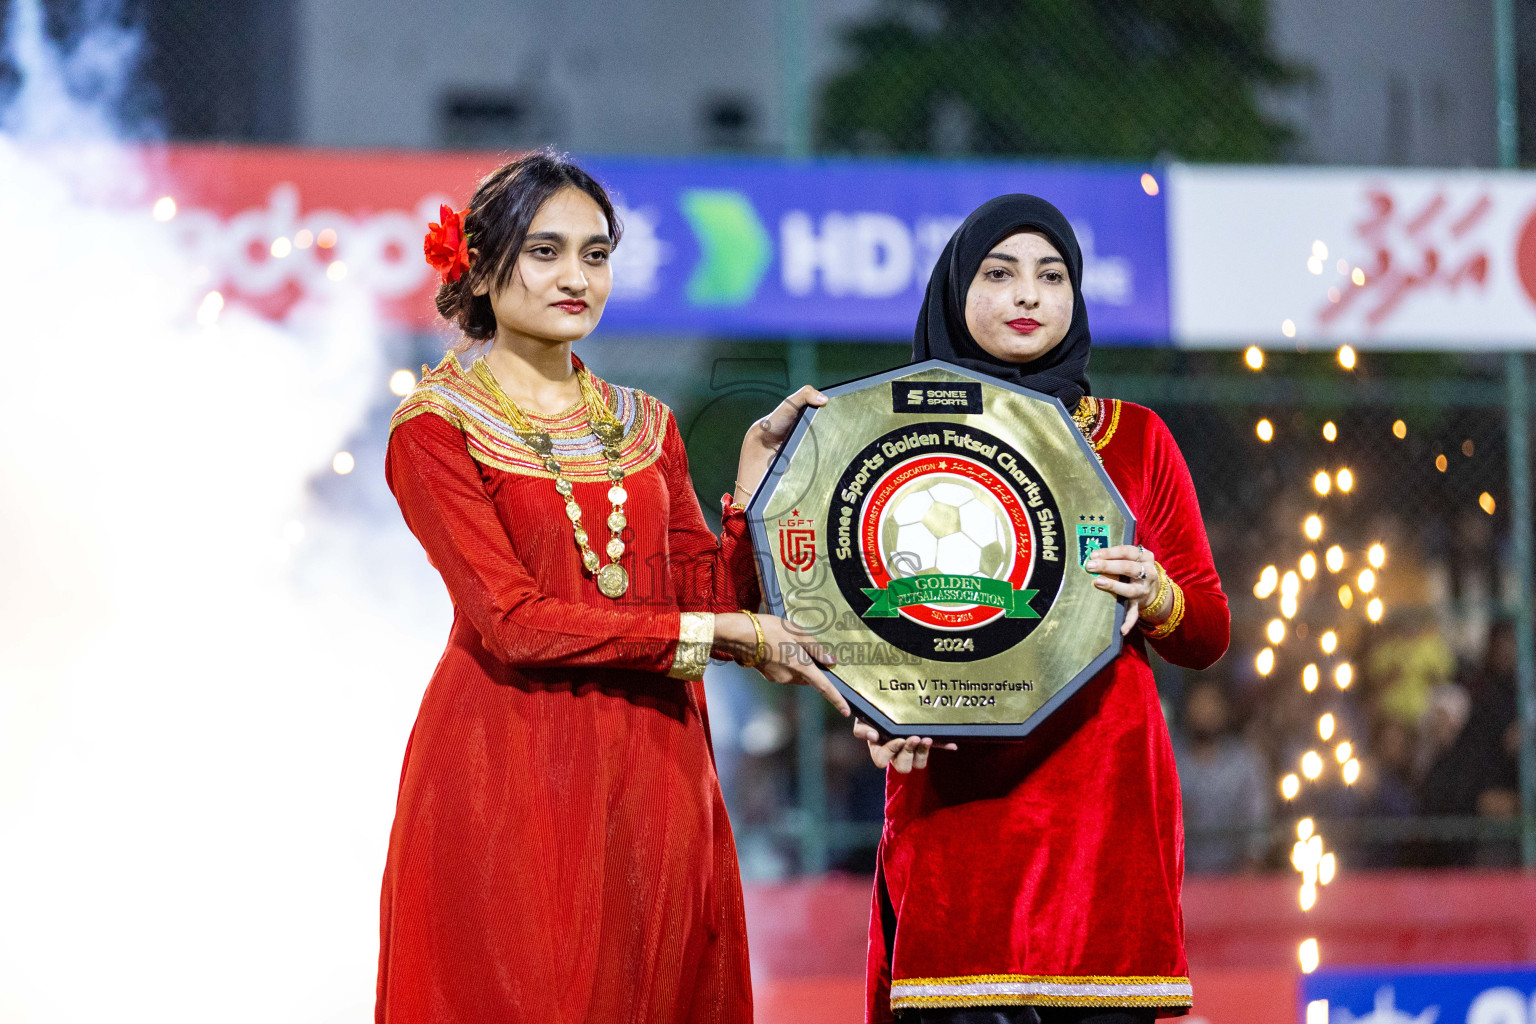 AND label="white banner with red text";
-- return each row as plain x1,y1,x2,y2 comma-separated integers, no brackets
1168,164,1536,348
